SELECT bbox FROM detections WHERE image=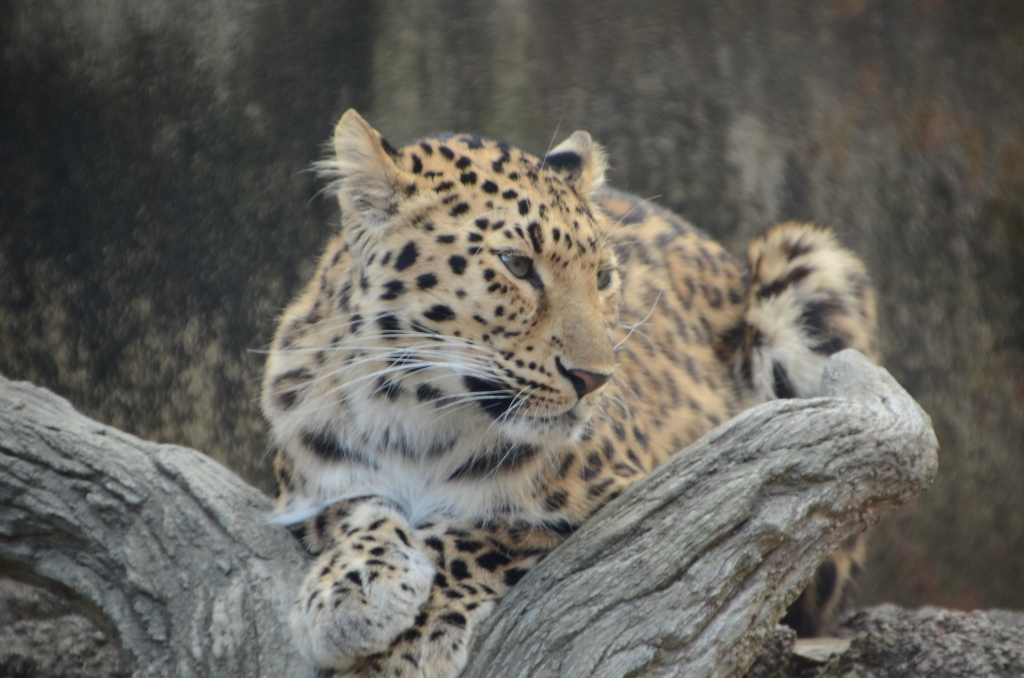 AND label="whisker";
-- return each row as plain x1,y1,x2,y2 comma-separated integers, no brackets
603,194,662,236
539,109,565,170
614,288,662,351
